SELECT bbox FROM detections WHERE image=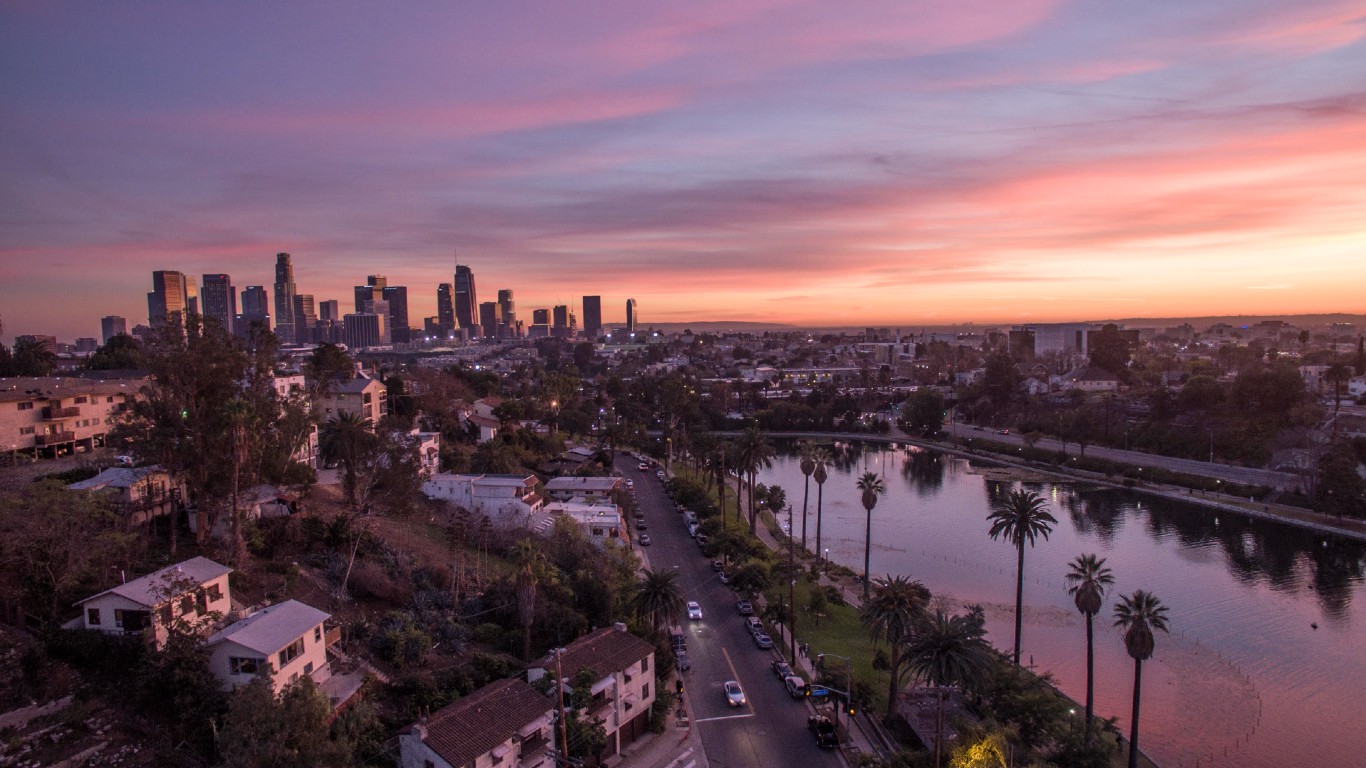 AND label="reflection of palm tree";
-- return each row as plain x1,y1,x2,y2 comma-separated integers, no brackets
799,441,816,550
1065,553,1114,742
987,489,1057,664
860,575,929,719
906,607,993,768
631,569,684,635
812,448,831,563
856,471,886,599
1115,590,1171,768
